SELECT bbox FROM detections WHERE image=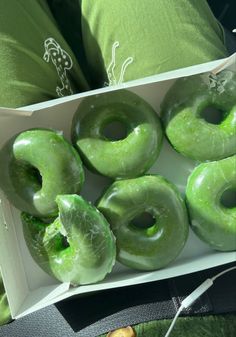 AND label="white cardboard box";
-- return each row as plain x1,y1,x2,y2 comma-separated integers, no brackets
0,55,236,320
